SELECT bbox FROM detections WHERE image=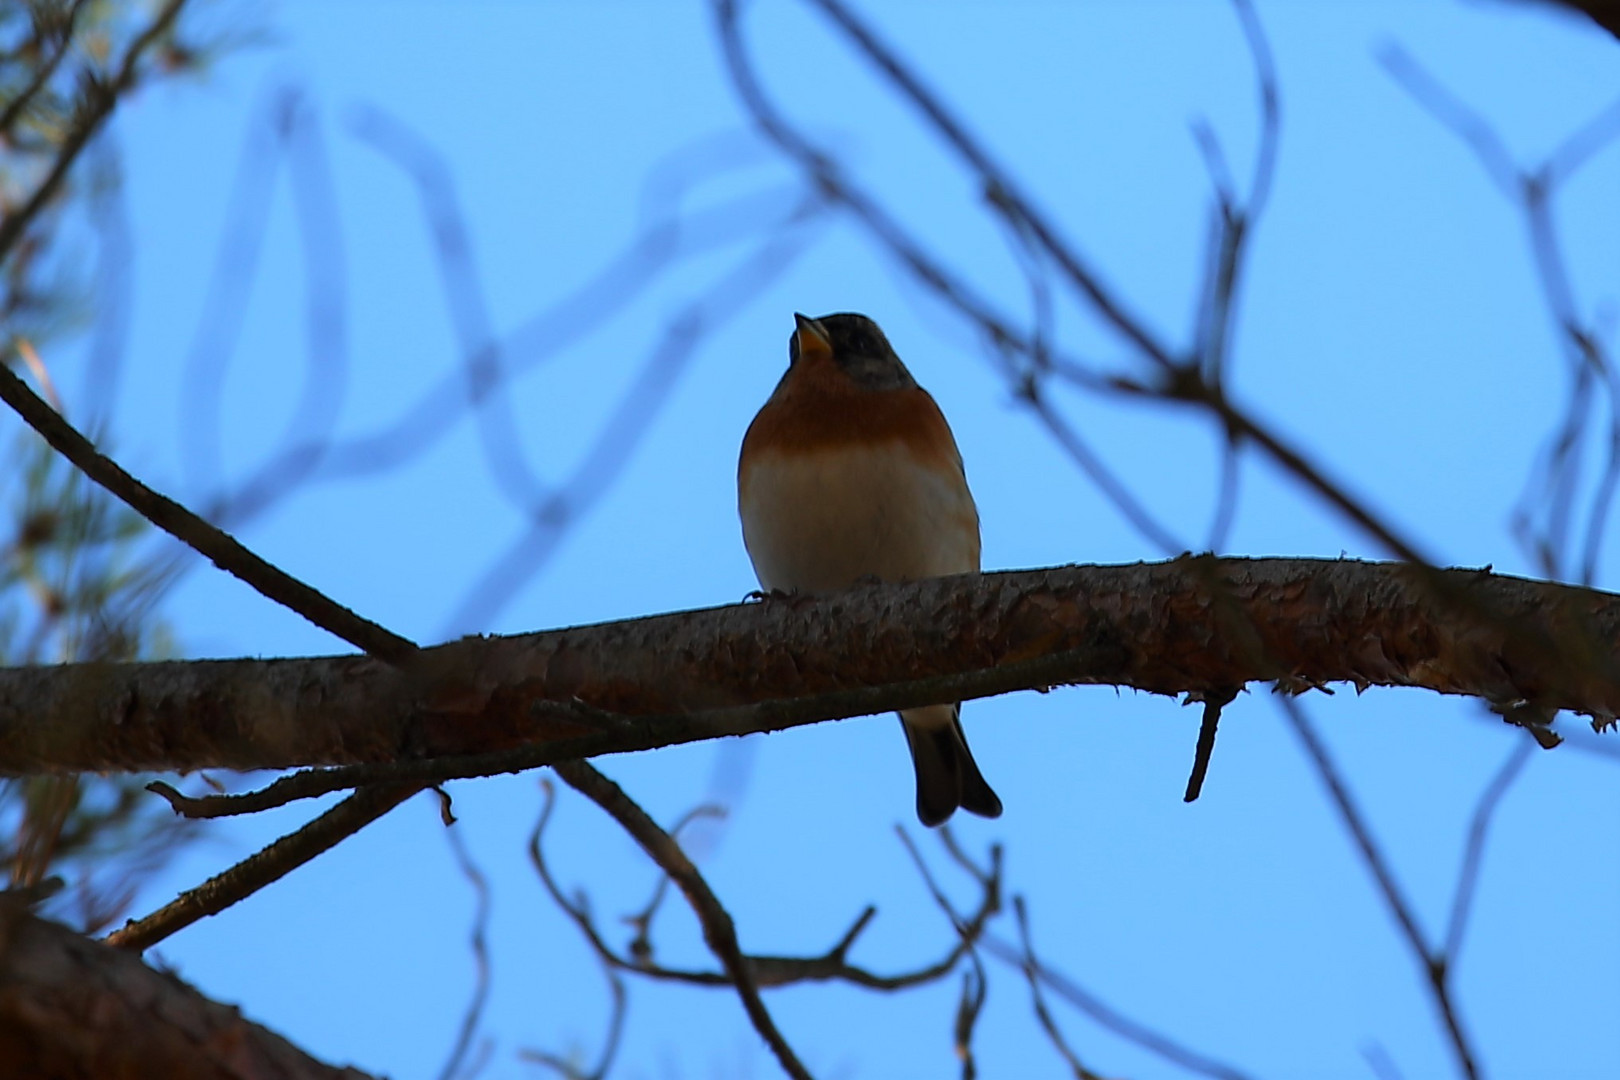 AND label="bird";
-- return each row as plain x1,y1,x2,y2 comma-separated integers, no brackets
737,312,1003,826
